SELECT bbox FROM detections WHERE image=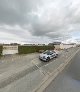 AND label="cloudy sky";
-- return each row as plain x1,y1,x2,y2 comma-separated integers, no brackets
0,0,80,44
